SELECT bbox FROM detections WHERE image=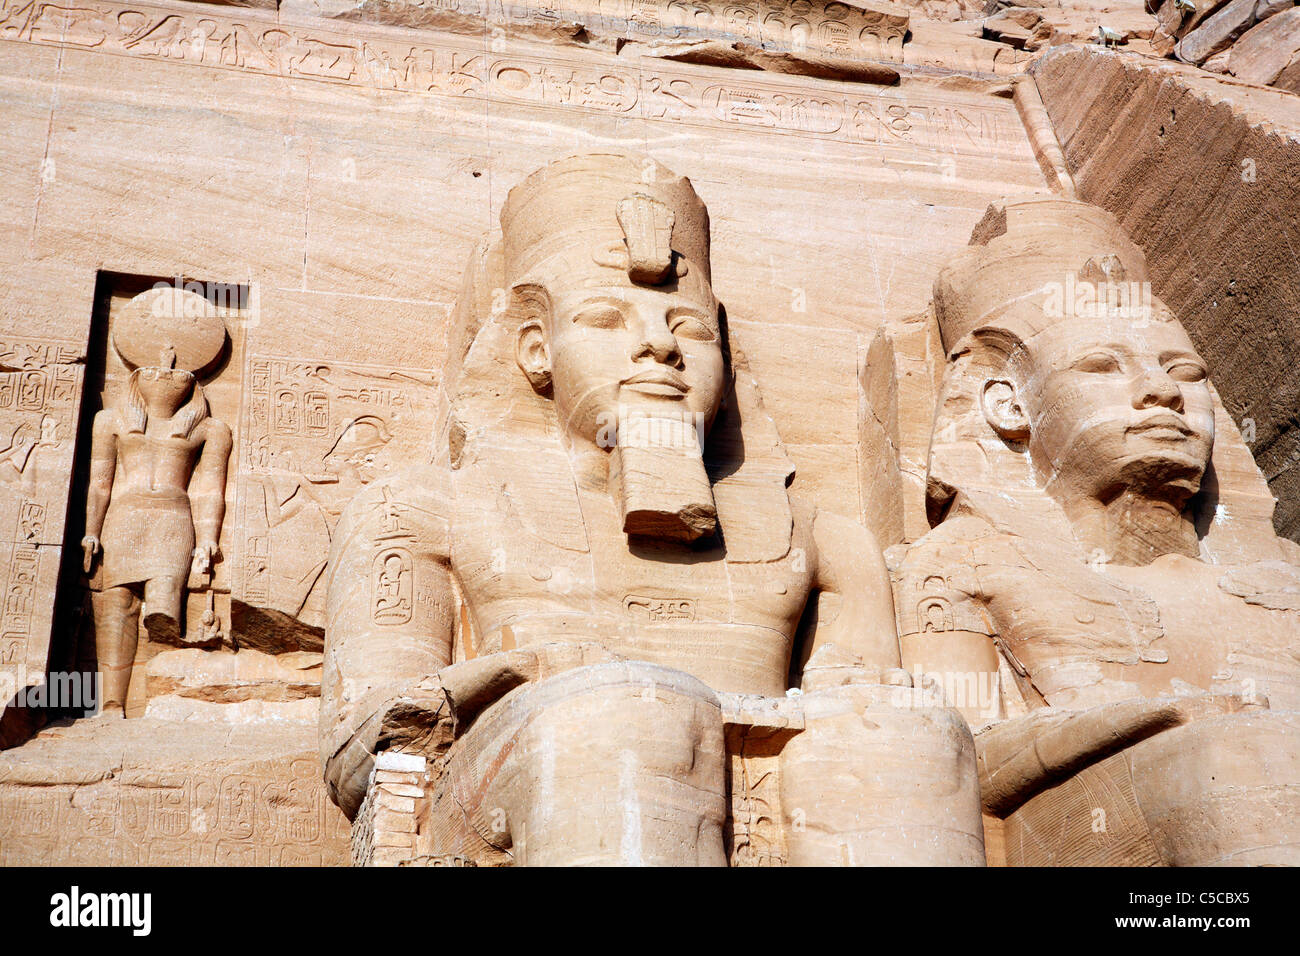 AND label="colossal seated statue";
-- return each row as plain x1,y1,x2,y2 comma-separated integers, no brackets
320,154,984,866
896,197,1300,866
